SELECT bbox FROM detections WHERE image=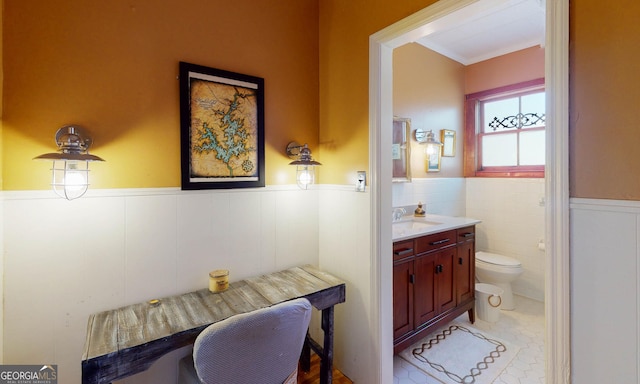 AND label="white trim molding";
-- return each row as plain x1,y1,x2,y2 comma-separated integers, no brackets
571,197,640,213
0,184,350,201
369,0,570,383
545,0,571,382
